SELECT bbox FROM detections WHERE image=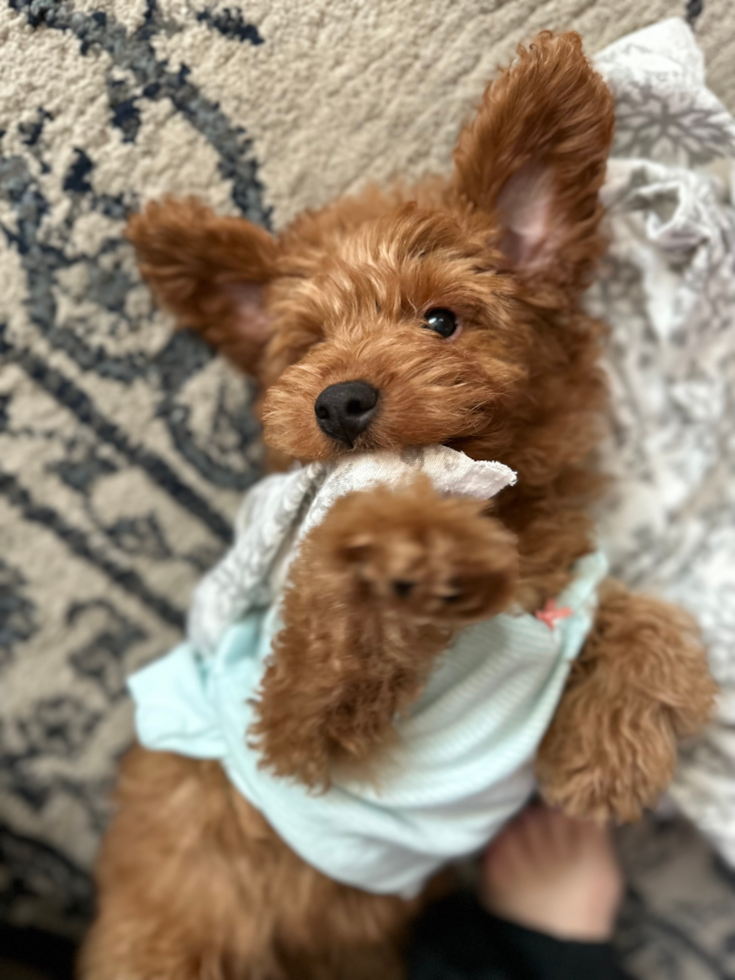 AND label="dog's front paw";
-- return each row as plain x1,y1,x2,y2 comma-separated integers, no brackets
536,691,679,824
322,476,518,624
536,585,716,824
